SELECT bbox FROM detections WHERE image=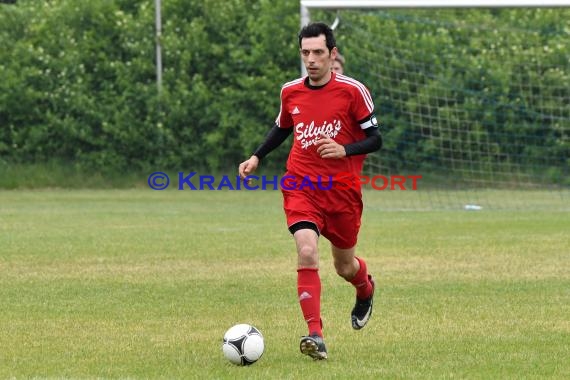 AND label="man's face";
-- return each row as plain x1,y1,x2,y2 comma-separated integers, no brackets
332,60,343,74
300,35,336,85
